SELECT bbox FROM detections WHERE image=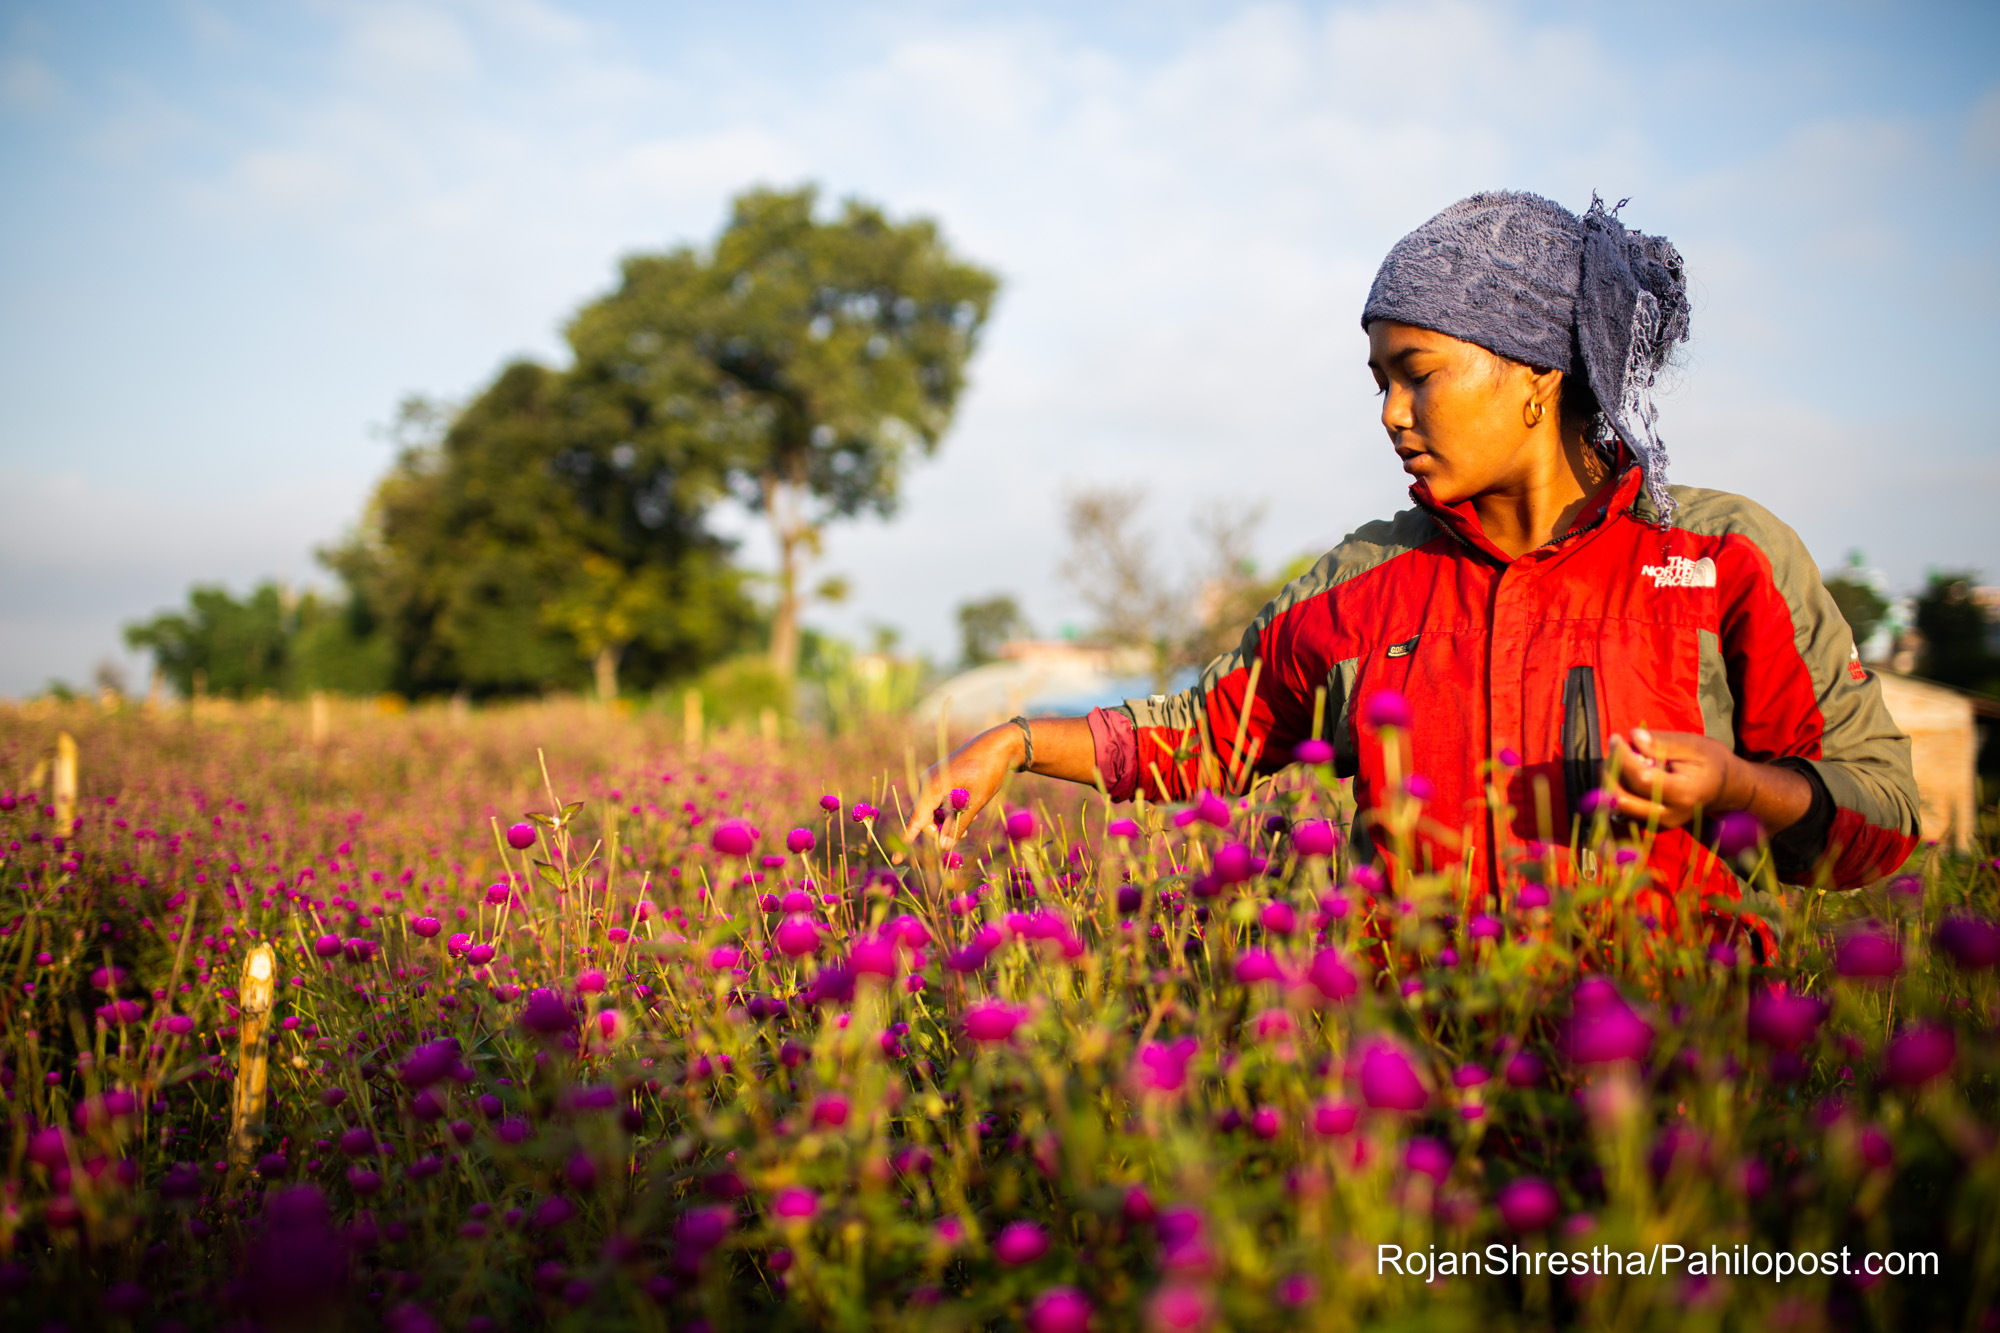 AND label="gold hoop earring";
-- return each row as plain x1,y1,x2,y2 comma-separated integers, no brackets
1525,400,1546,428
